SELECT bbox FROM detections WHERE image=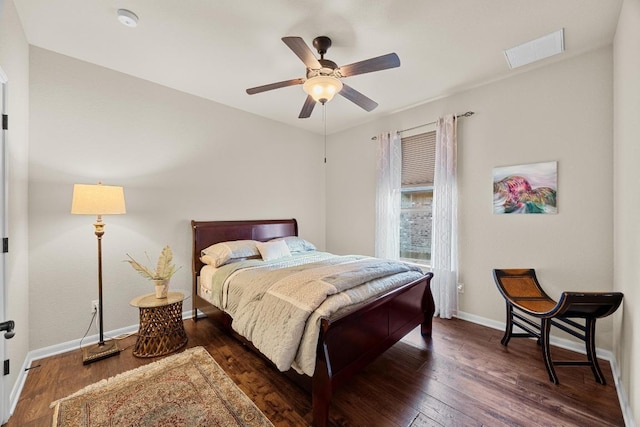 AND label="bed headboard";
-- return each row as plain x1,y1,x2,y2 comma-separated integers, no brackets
191,218,298,276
